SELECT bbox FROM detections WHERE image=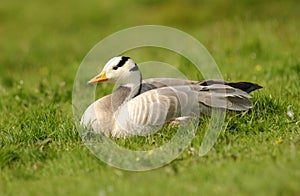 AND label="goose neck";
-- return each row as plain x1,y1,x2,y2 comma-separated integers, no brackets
123,79,142,100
